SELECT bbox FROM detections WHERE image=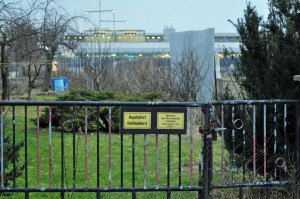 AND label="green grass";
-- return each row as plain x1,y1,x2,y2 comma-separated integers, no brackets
1,103,204,199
